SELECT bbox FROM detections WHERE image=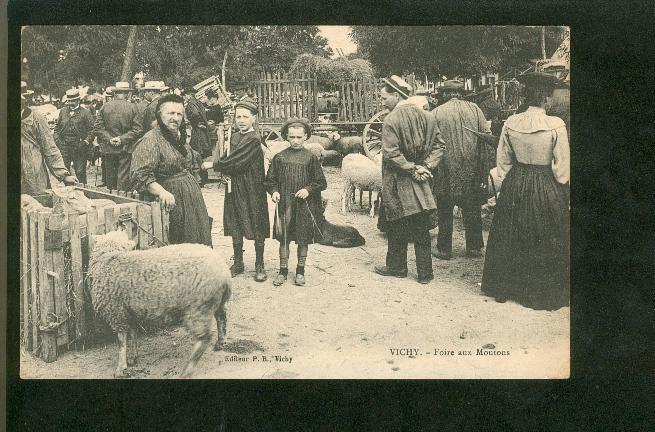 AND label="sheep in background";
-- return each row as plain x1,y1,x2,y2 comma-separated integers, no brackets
340,153,382,217
88,229,231,378
333,134,364,155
